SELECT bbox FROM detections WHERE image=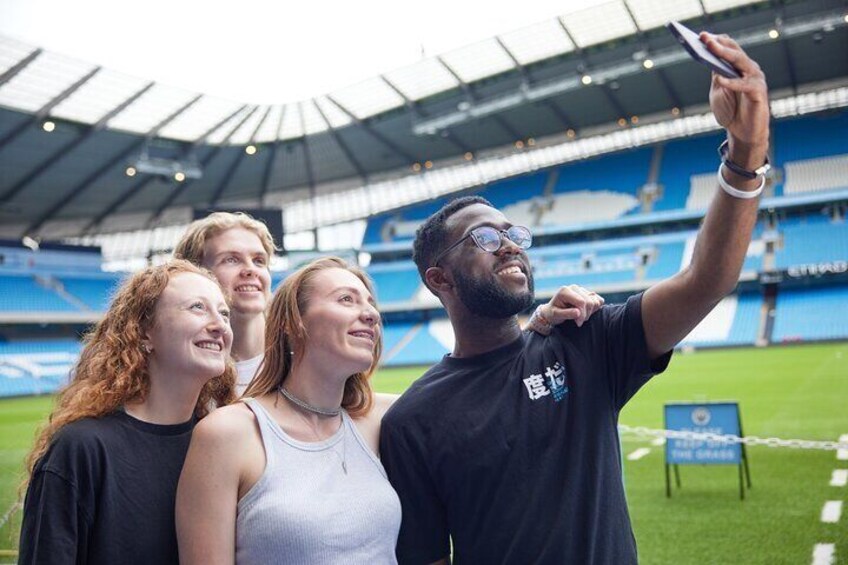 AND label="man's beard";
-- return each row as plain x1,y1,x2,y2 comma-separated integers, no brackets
453,268,535,319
